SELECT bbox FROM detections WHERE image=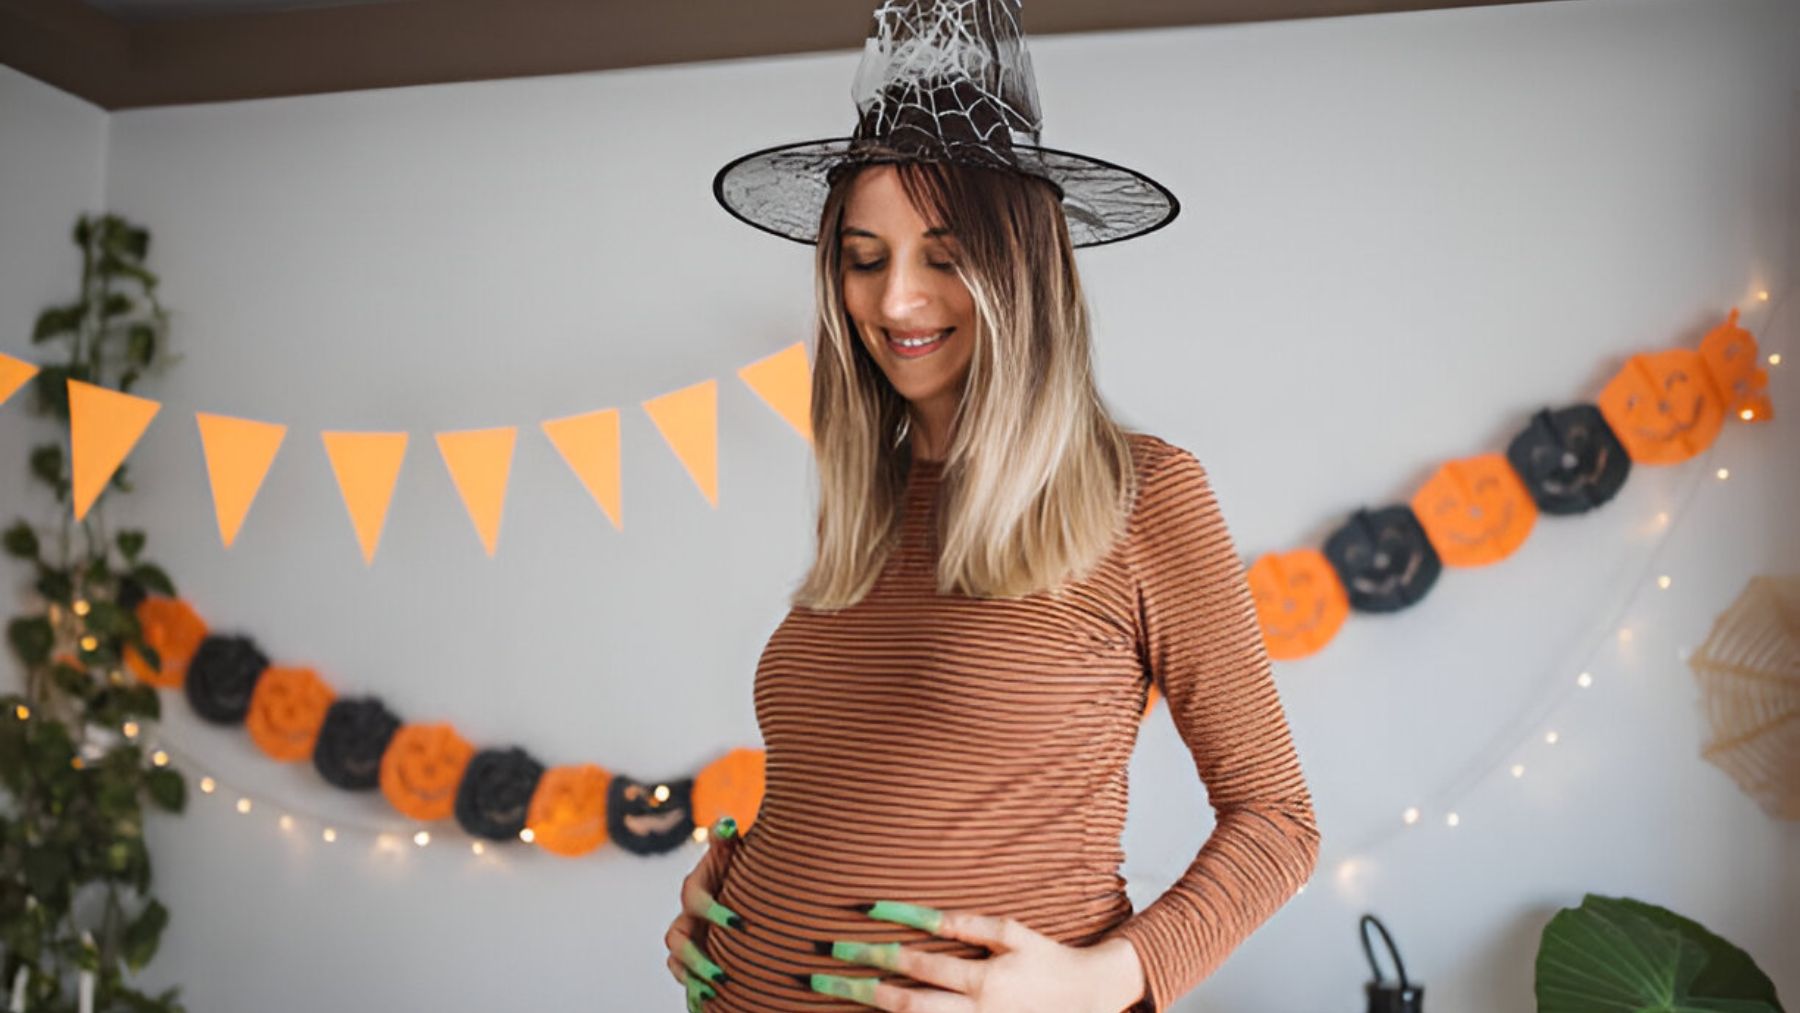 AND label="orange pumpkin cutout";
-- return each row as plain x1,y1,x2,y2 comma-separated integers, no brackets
246,665,336,762
1699,308,1773,424
1411,453,1539,567
526,764,612,857
1248,548,1350,660
1596,348,1725,465
692,747,766,834
123,596,208,689
379,723,476,822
